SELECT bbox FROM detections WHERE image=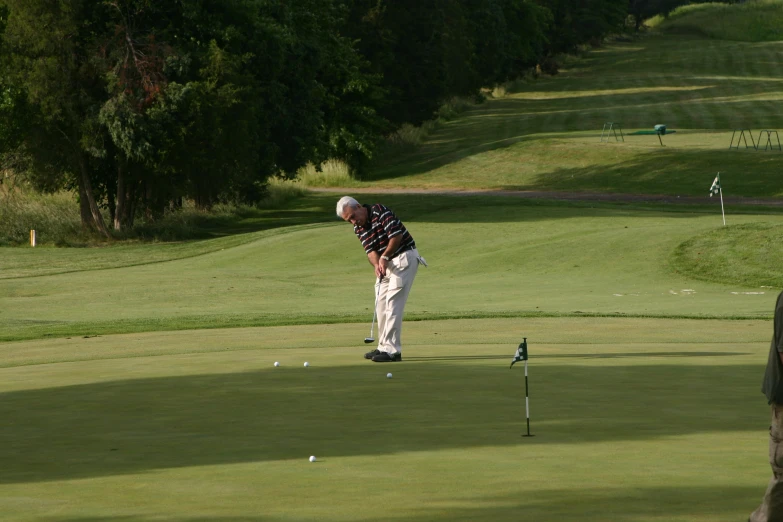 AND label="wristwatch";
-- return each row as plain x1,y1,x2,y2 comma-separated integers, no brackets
381,255,391,261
